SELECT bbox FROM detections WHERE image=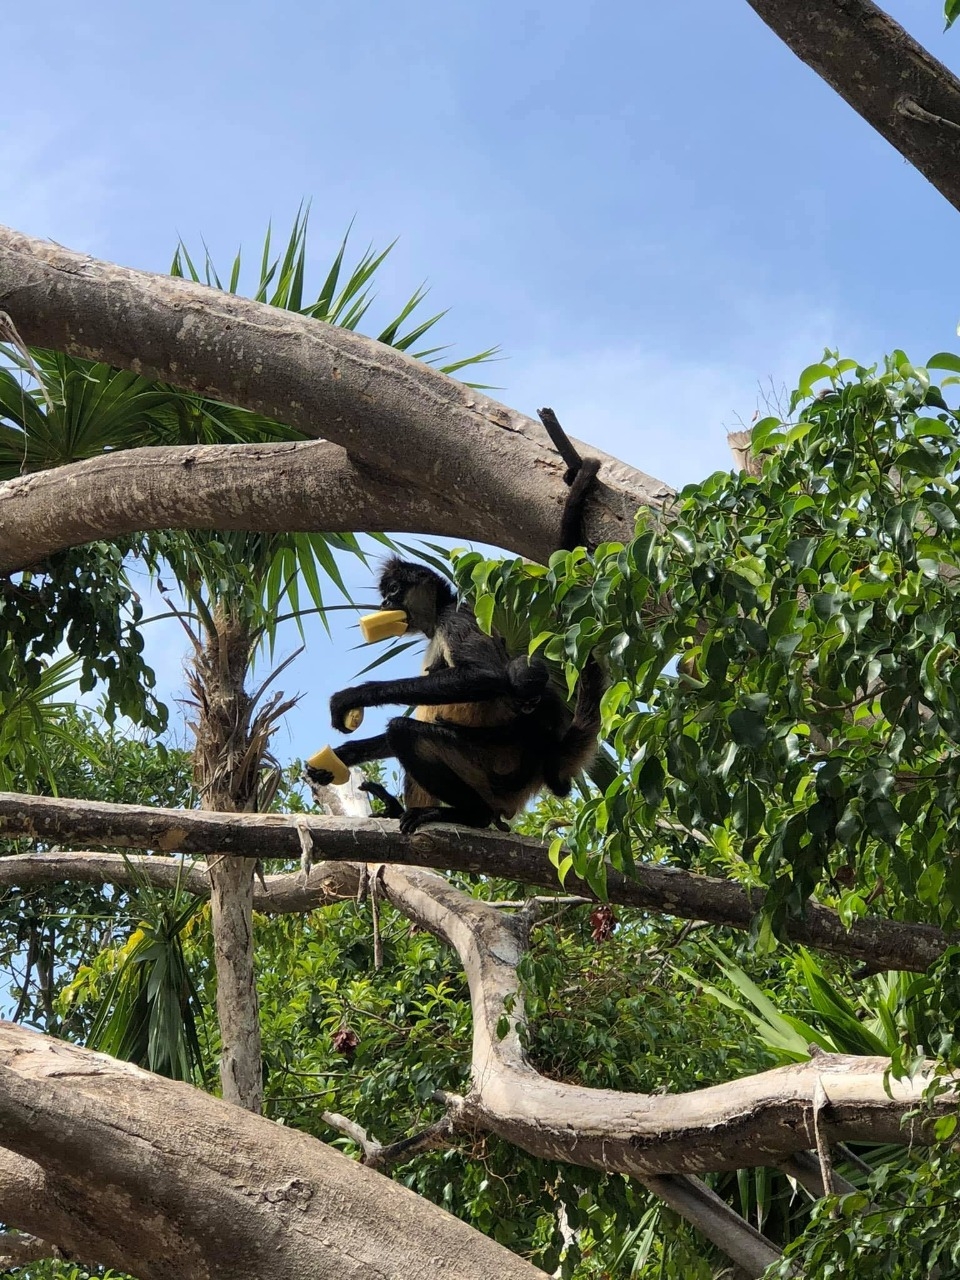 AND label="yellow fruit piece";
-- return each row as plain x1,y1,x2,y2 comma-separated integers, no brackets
359,609,408,643
344,707,364,731
305,746,350,786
